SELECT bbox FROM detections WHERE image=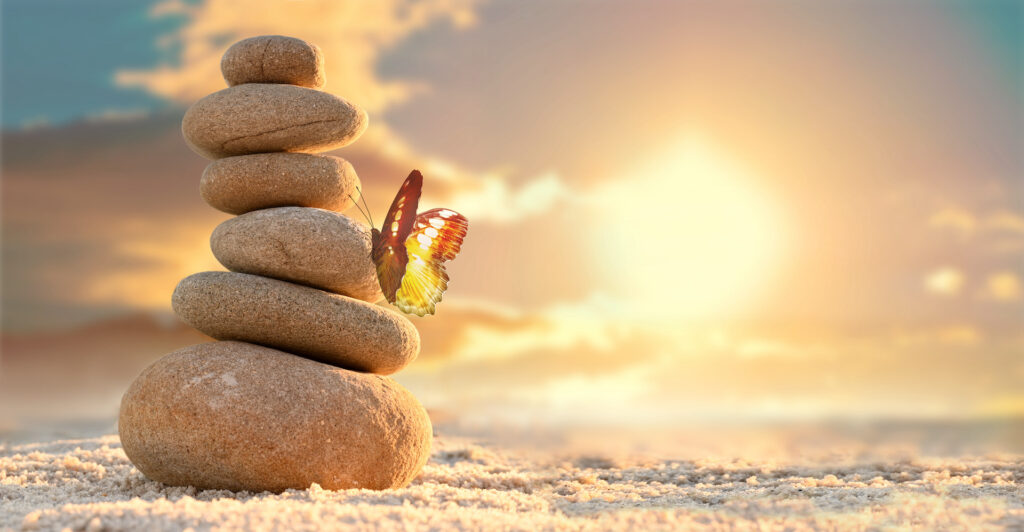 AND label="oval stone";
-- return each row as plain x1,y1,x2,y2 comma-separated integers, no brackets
172,272,417,374
211,207,384,303
119,341,432,492
201,153,360,215
221,35,325,89
181,84,368,159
